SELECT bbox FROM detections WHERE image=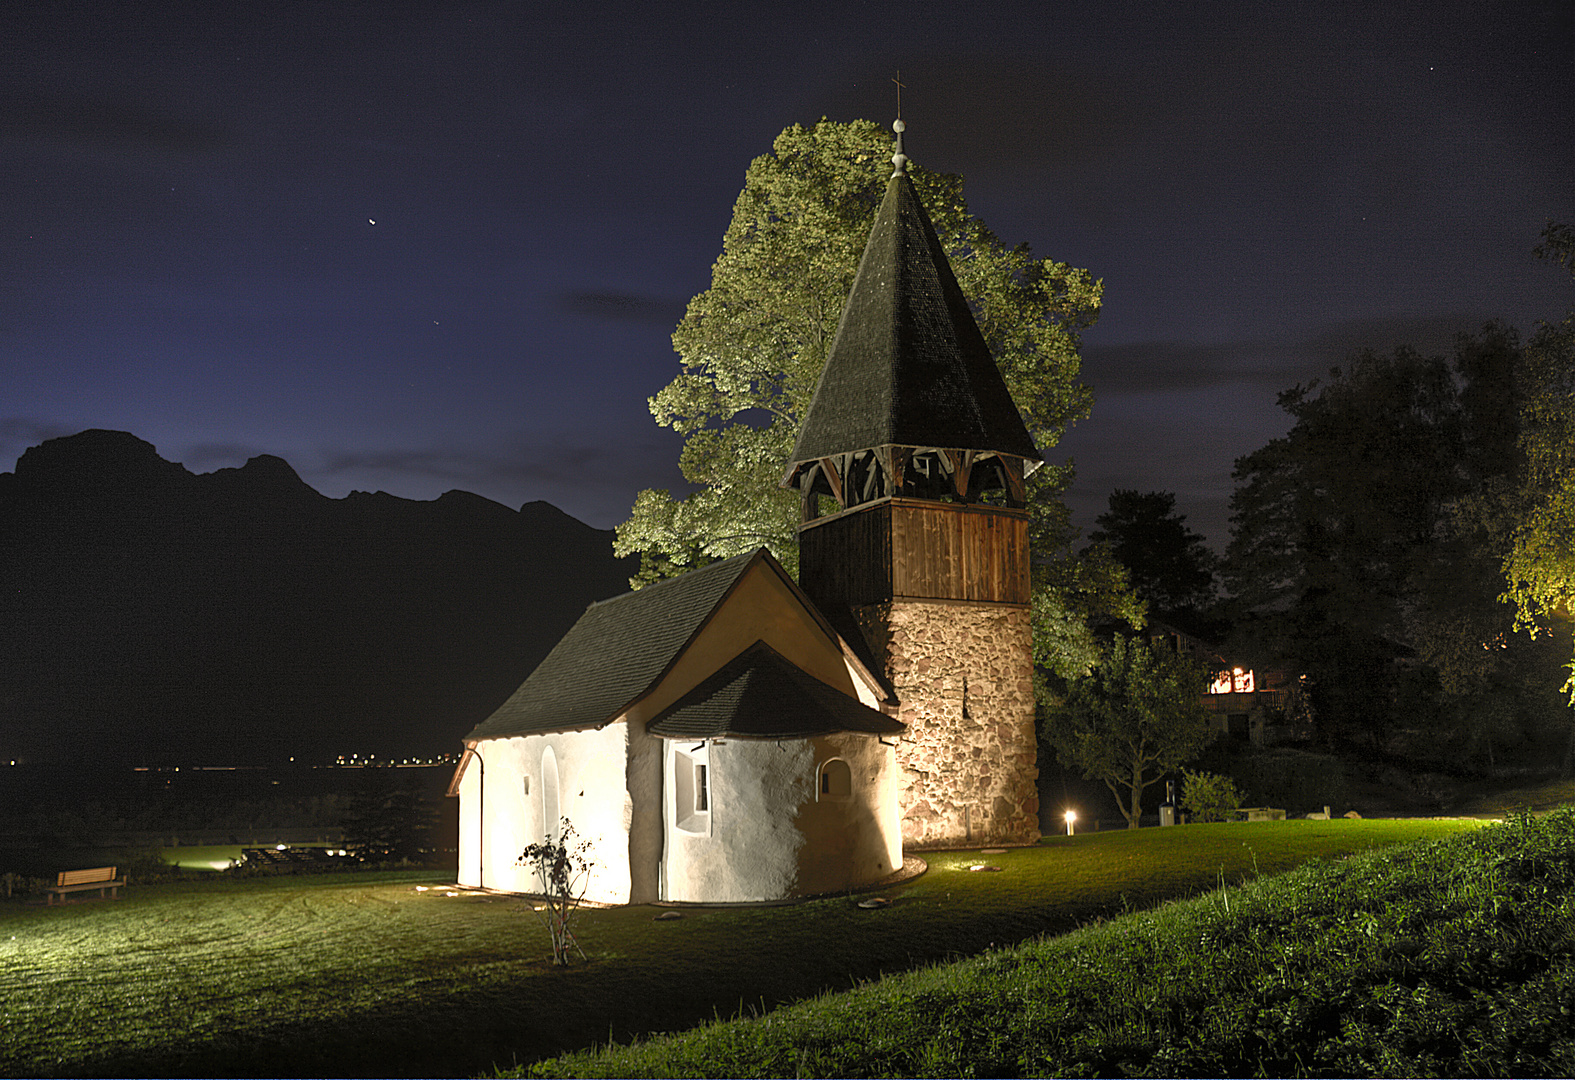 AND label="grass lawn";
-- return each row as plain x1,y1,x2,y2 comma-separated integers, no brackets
526,811,1575,1078
1,819,1480,1077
